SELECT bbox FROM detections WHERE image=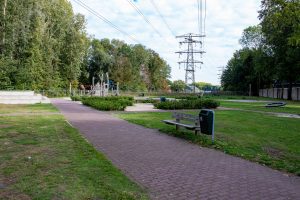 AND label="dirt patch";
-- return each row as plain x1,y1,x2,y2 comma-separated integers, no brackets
263,146,284,158
0,125,12,128
125,103,161,112
275,113,300,119
0,189,31,200
0,182,6,189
